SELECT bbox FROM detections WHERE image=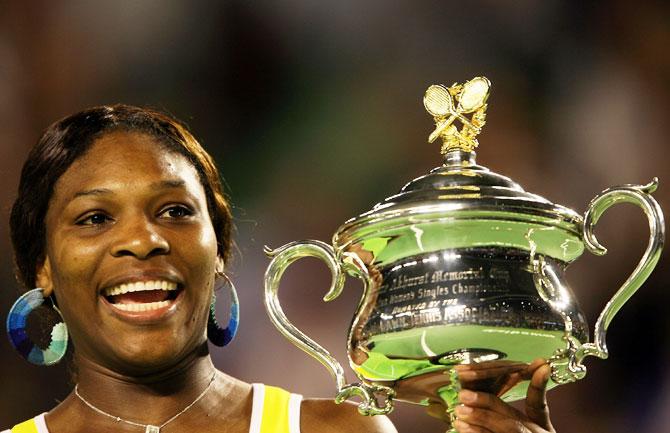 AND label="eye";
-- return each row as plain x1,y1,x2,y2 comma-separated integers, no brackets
159,204,194,219
76,212,112,226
